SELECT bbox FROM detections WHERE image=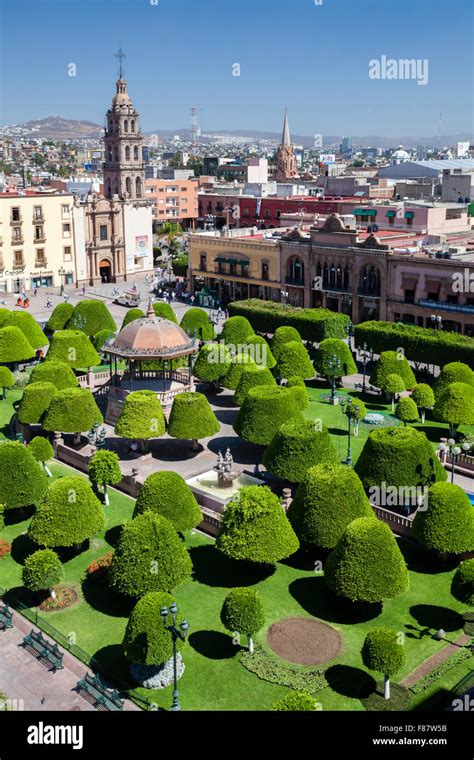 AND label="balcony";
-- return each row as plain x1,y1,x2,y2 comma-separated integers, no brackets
34,234,47,244
418,298,474,315
321,283,349,293
10,216,22,225
357,289,380,298
11,237,24,246
13,259,25,268
35,258,47,268
32,213,44,223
